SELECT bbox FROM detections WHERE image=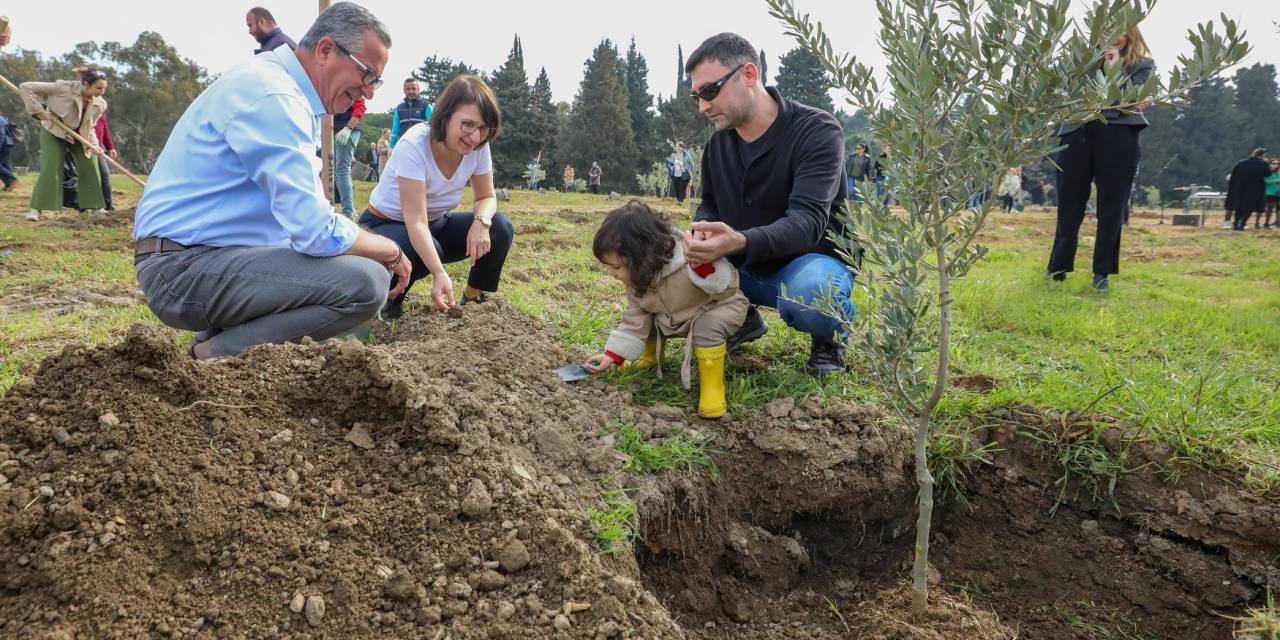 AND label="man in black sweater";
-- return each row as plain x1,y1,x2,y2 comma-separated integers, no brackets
682,32,854,376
